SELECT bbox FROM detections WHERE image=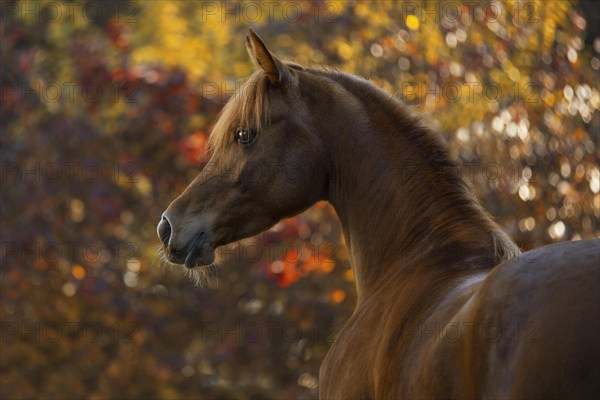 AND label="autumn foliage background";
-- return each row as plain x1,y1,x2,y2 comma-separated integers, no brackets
1,0,599,398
